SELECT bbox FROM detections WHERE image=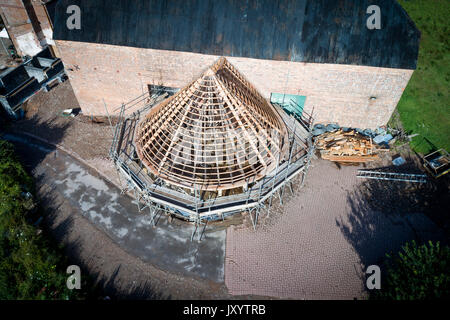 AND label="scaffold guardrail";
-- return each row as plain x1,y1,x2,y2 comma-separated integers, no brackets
107,91,314,239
